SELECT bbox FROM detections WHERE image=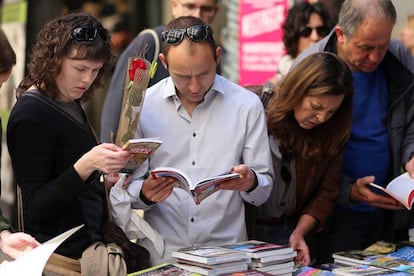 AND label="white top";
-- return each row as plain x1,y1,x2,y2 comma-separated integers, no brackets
119,74,273,264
